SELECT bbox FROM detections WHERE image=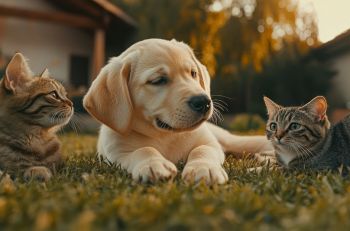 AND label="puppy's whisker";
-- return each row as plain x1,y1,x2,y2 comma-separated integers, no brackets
213,100,229,112
217,112,224,123
213,104,226,113
210,107,224,125
213,100,228,107
213,98,229,106
212,94,233,101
